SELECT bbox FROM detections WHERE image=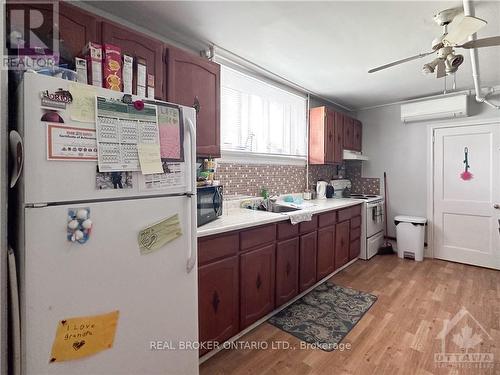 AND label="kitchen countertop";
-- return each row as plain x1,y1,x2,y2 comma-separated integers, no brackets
197,198,363,237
